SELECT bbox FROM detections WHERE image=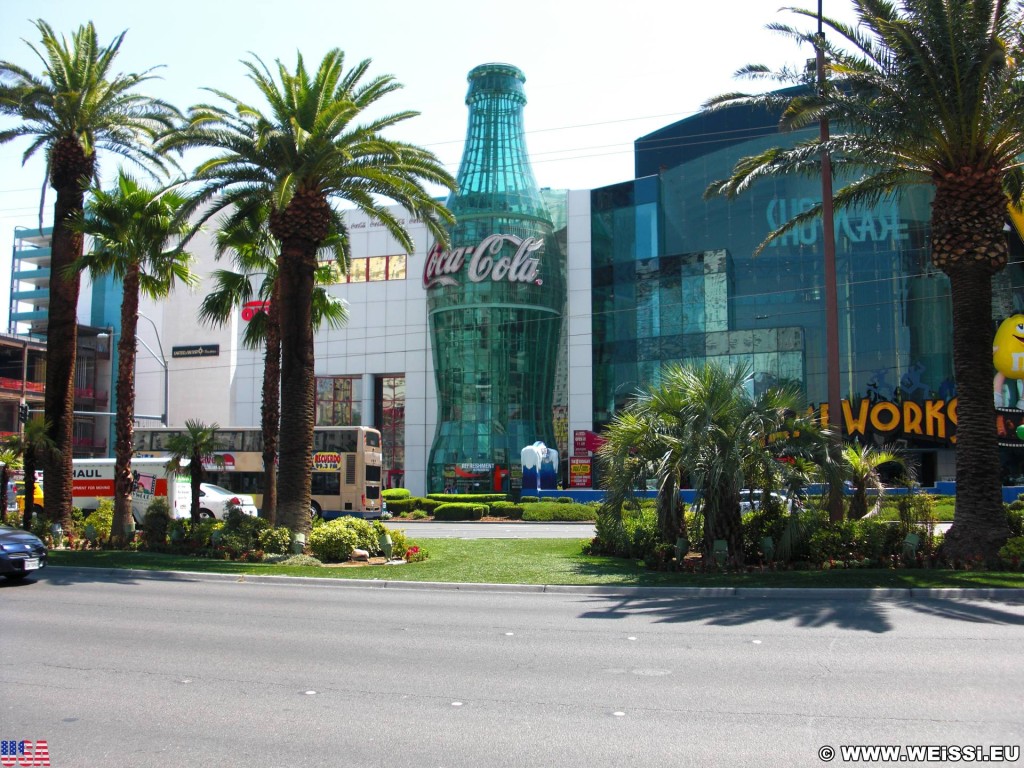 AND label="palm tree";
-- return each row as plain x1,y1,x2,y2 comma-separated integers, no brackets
842,443,908,520
162,50,456,535
75,172,196,545
164,420,223,527
0,21,179,533
703,1,1024,562
0,448,22,524
7,417,59,530
198,206,348,524
598,362,827,565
